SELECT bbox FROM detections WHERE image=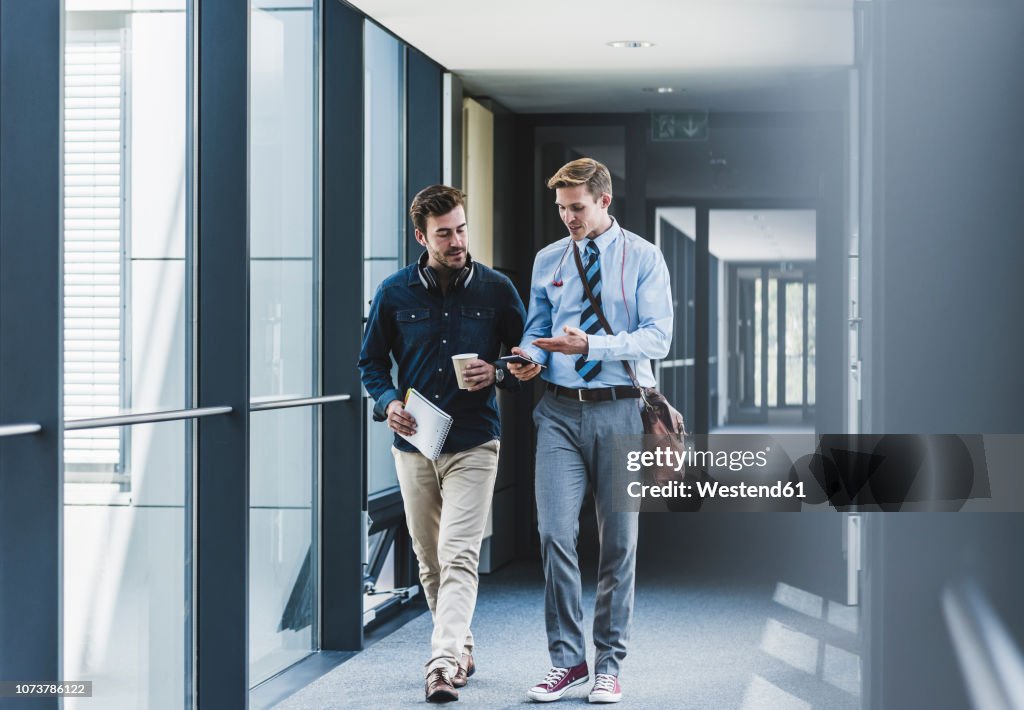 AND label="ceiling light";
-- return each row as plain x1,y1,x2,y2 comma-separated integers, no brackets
607,40,654,49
